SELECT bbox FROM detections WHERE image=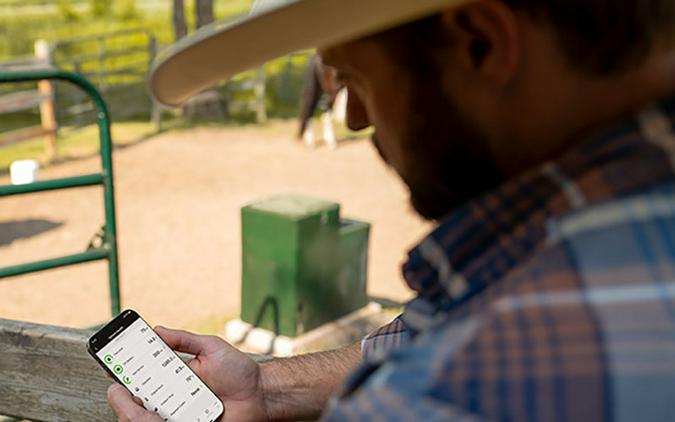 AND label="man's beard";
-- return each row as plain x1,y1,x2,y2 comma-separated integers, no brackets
373,87,503,221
